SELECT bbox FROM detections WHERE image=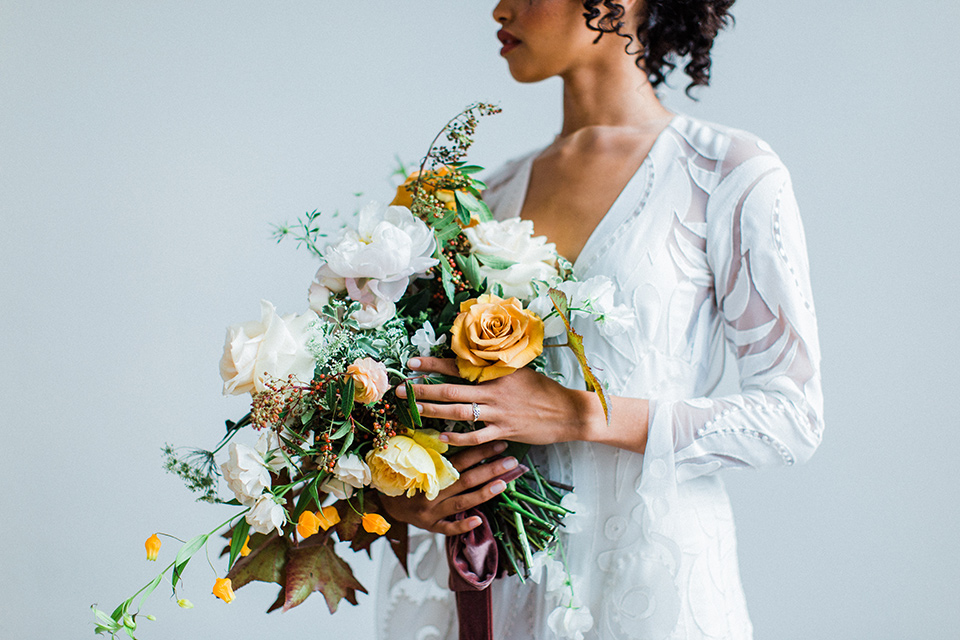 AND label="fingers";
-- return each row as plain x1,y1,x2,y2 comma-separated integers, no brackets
448,440,508,473
407,357,461,378
434,479,507,523
440,425,504,448
432,514,483,536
